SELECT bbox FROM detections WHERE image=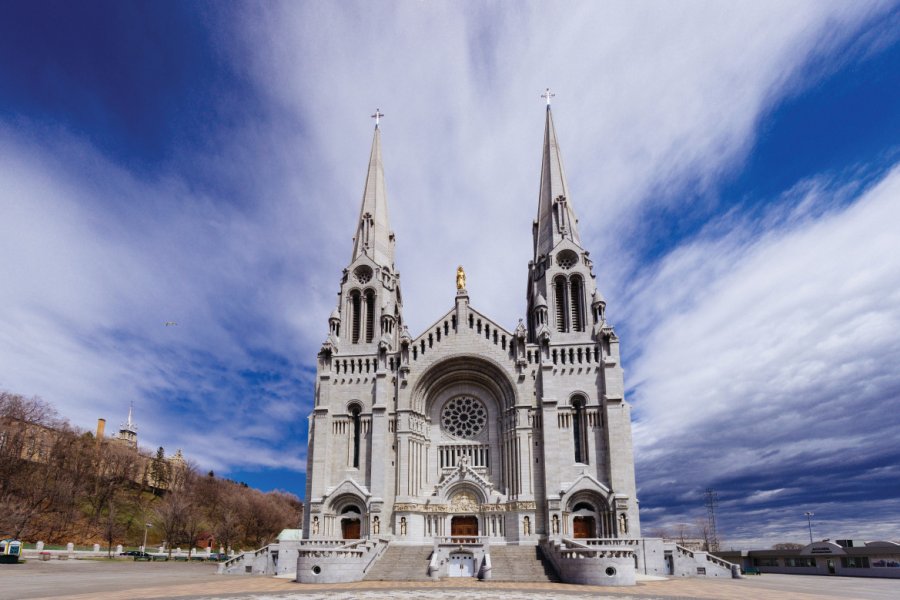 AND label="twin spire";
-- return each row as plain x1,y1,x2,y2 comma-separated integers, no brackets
534,102,581,259
349,95,581,270
351,109,394,269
